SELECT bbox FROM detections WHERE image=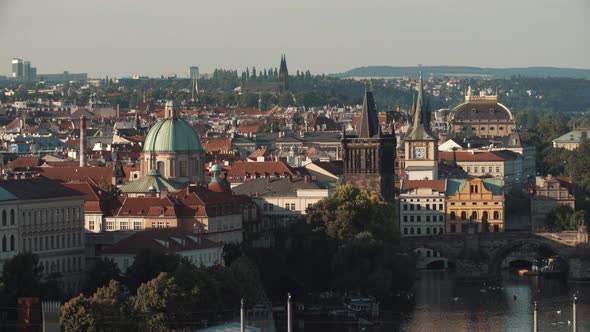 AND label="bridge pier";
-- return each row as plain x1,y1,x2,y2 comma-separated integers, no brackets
456,258,492,280
568,257,590,281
